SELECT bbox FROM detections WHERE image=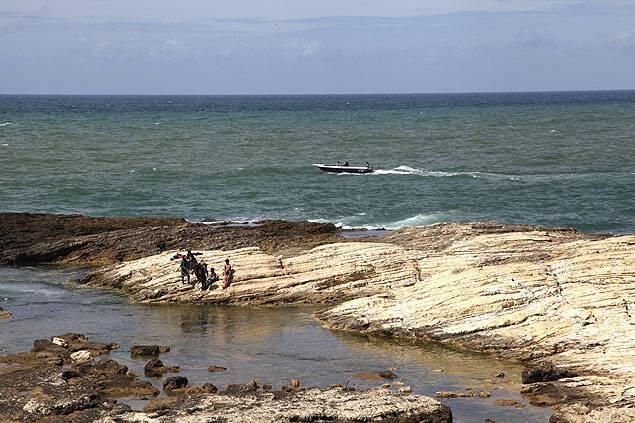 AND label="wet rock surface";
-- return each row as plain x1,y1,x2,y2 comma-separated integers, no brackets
144,359,180,377
0,334,451,423
0,212,340,265
0,334,155,422
110,386,452,423
131,345,170,357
